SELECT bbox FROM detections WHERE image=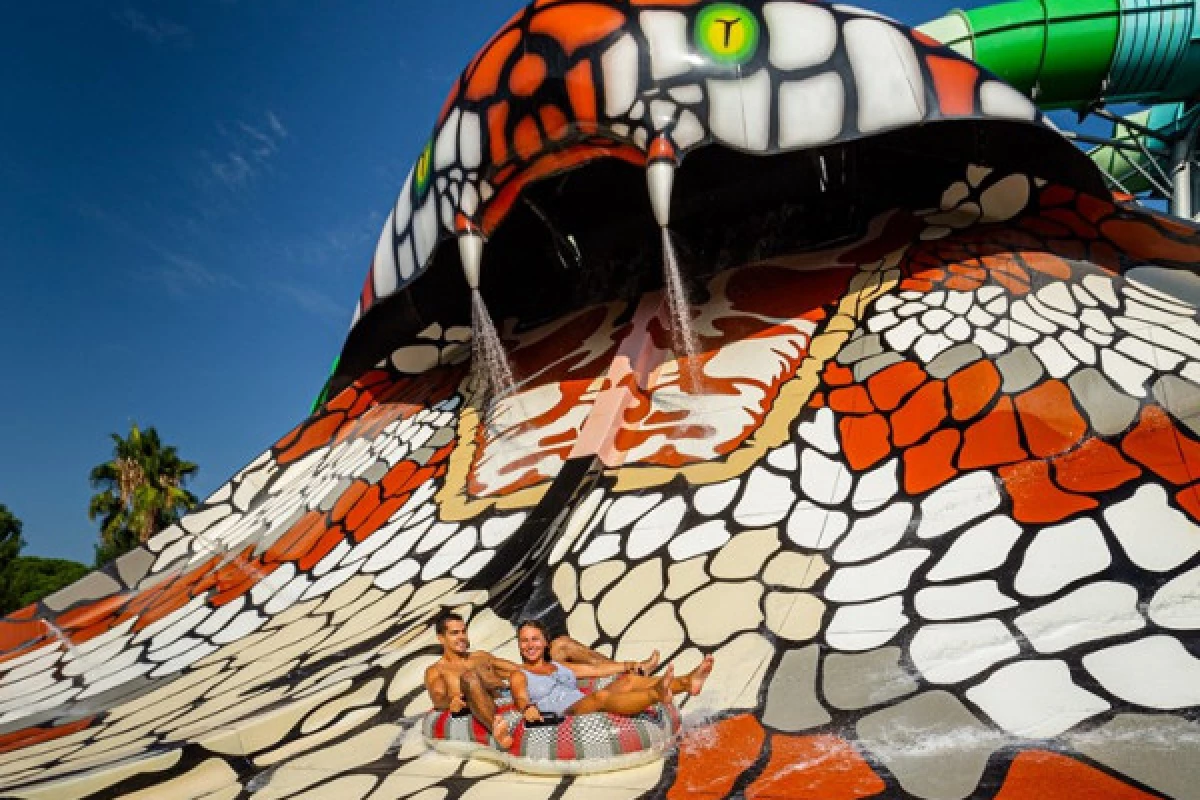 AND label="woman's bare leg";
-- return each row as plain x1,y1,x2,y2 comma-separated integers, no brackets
569,688,658,716
569,668,674,716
